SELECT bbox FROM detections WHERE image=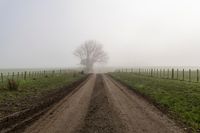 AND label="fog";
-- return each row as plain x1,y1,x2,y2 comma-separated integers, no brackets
1,0,200,68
